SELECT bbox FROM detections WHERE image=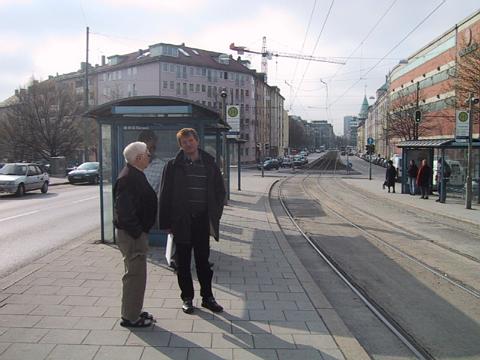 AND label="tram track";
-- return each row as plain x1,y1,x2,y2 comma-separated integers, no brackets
269,159,480,358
